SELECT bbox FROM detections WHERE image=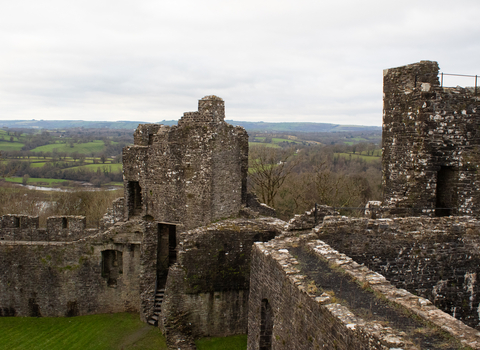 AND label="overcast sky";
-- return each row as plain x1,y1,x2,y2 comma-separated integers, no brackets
1,0,479,126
